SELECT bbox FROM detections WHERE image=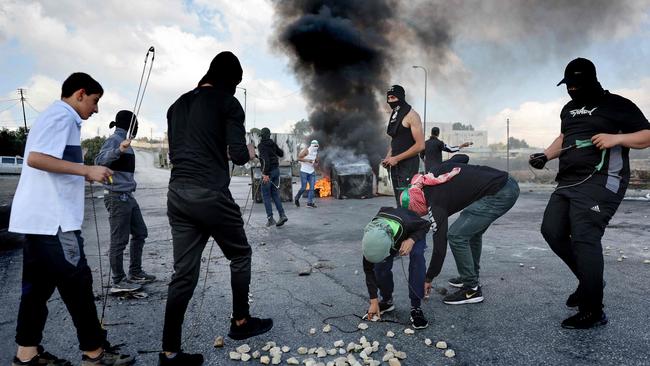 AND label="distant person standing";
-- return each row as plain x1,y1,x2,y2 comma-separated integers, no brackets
294,140,319,208
421,127,472,172
258,127,288,227
95,110,155,295
382,85,425,206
